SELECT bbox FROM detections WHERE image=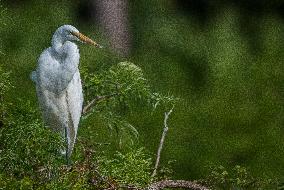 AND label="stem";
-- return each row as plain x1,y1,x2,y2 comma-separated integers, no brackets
65,126,70,165
151,106,174,178
82,92,118,115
